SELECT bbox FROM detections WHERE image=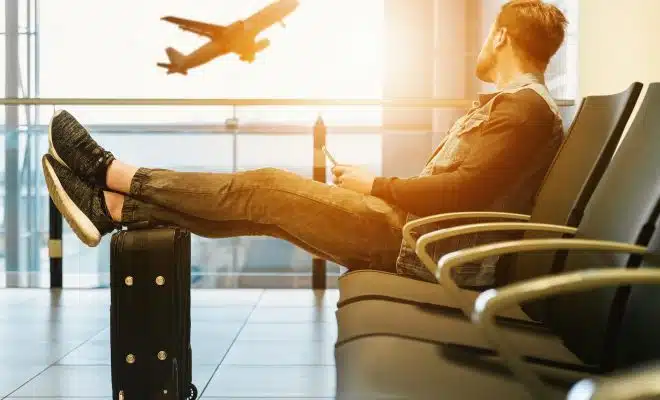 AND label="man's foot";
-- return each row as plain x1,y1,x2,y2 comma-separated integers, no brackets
48,109,115,188
42,154,120,247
